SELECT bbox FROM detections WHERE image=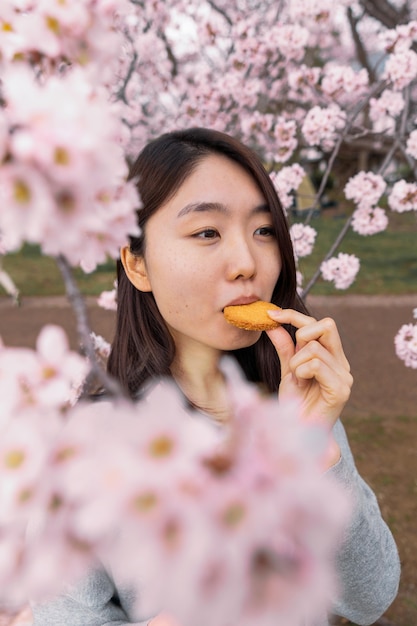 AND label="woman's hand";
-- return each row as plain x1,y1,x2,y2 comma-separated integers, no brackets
266,309,353,468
